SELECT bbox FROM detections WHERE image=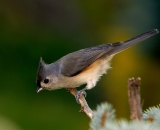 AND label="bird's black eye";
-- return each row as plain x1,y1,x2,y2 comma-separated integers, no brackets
44,79,49,84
